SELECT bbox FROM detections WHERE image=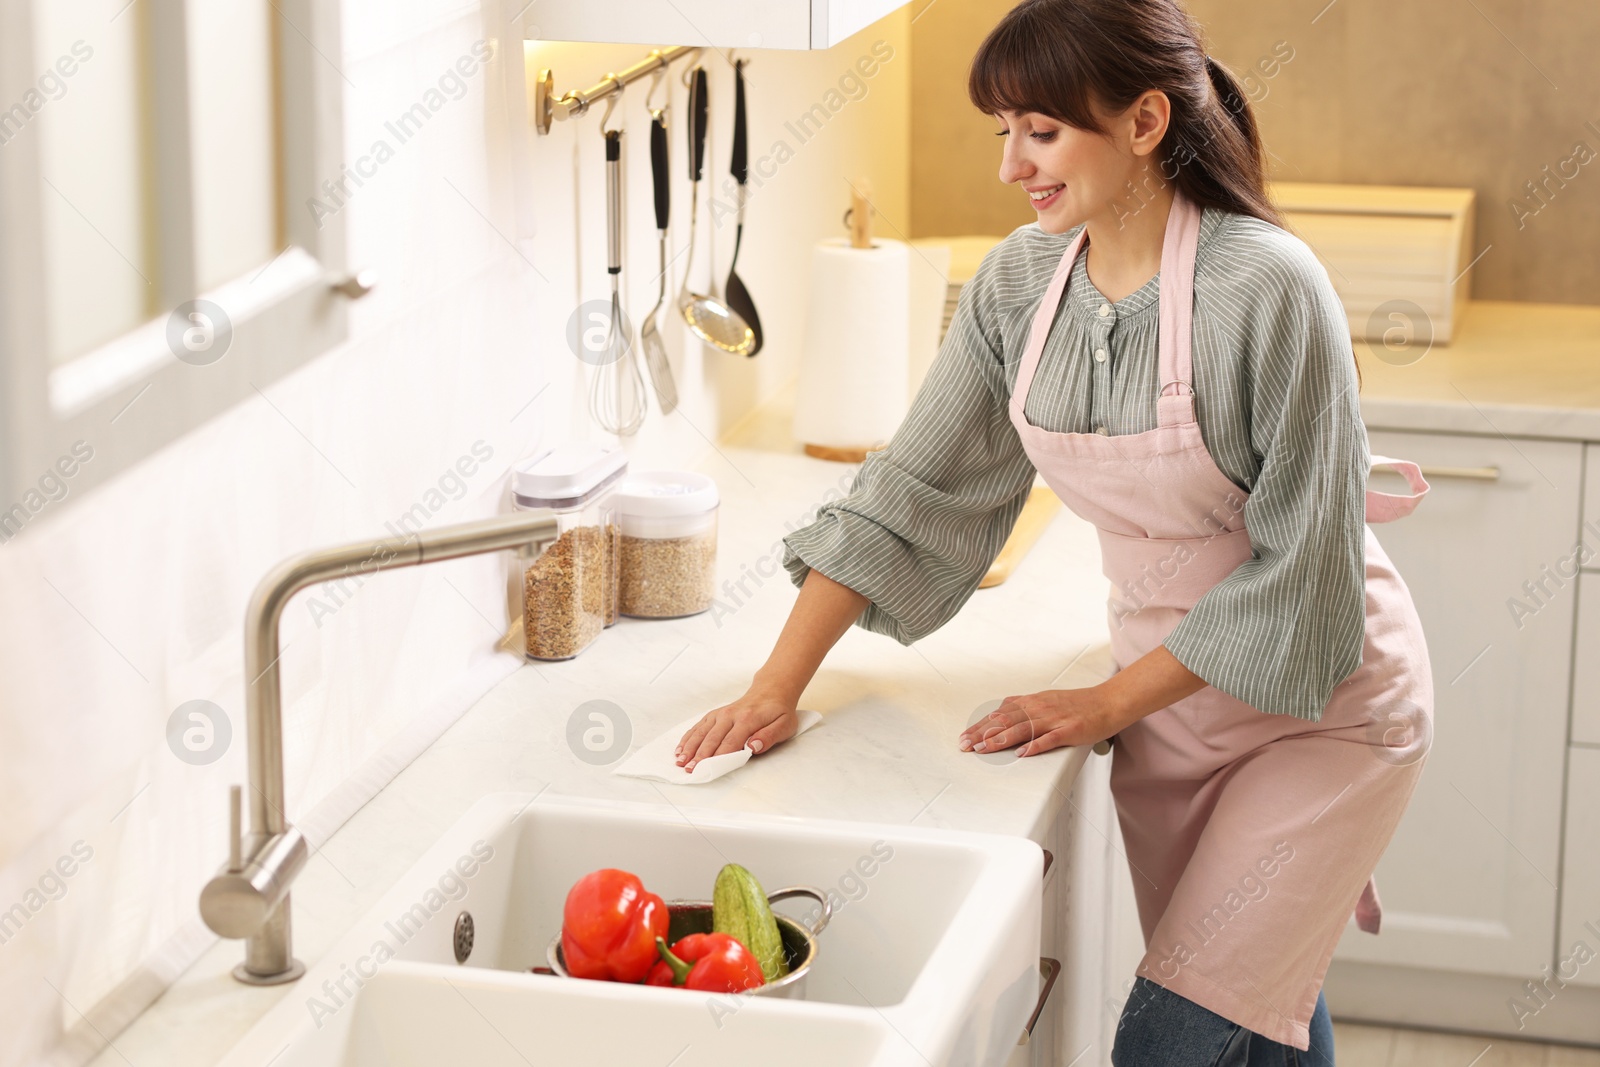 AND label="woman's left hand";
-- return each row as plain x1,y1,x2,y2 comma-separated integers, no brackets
957,686,1124,757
